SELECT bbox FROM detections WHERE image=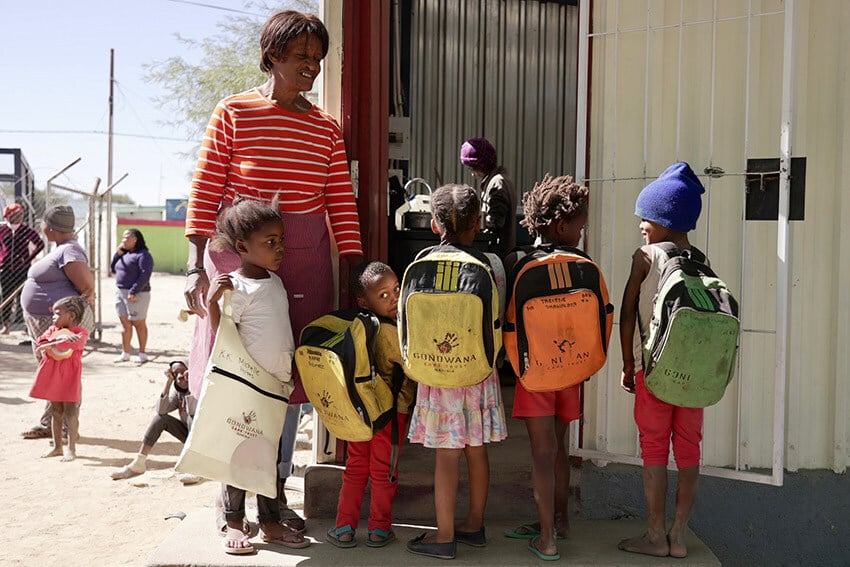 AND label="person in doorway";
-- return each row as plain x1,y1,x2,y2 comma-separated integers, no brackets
459,137,517,258
111,228,154,364
110,360,199,483
0,203,44,334
618,162,707,559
